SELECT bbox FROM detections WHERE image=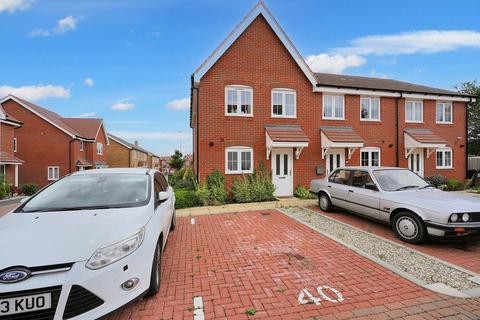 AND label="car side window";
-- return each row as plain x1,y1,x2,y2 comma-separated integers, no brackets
330,170,351,185
153,174,164,202
157,173,169,191
352,170,375,189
